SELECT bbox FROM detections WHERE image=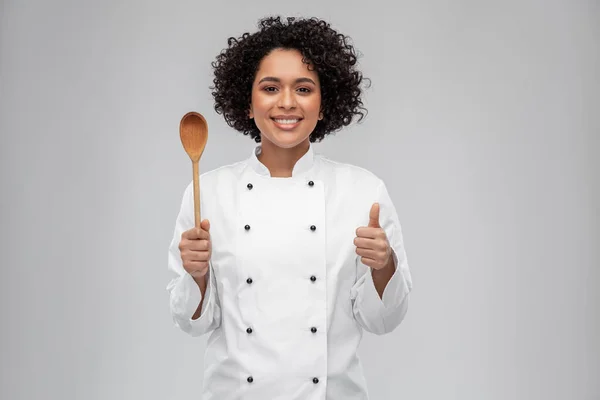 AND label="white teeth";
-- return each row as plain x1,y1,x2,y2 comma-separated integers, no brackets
274,119,300,124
